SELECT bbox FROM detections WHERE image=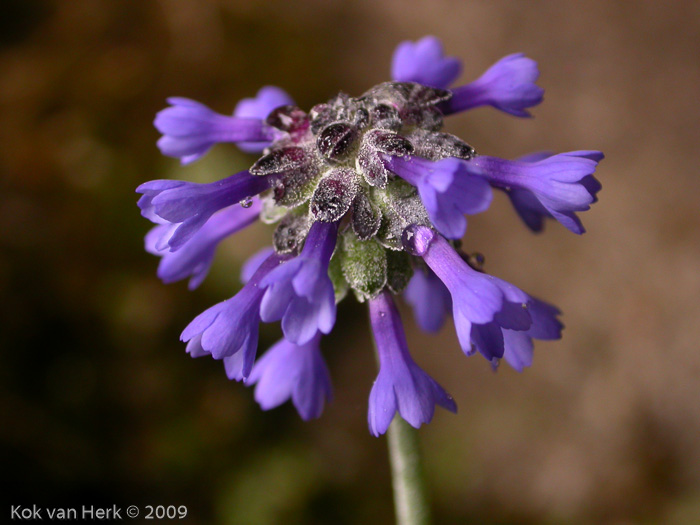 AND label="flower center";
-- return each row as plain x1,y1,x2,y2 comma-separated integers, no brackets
248,81,476,301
